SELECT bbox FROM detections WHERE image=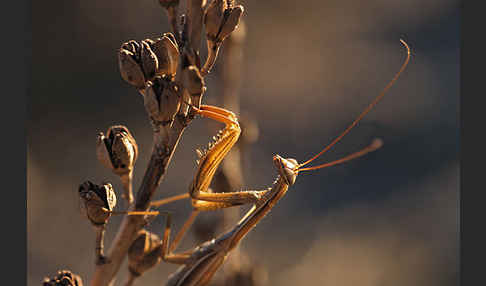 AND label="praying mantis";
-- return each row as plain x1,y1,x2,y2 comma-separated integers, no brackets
148,40,411,286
